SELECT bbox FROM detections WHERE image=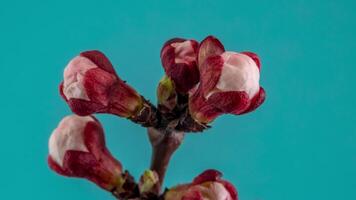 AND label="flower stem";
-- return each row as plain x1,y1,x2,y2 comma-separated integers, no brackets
147,127,184,194
130,98,159,127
